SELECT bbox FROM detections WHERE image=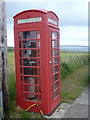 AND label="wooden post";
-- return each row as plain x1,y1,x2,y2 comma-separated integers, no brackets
69,56,72,64
0,1,9,118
